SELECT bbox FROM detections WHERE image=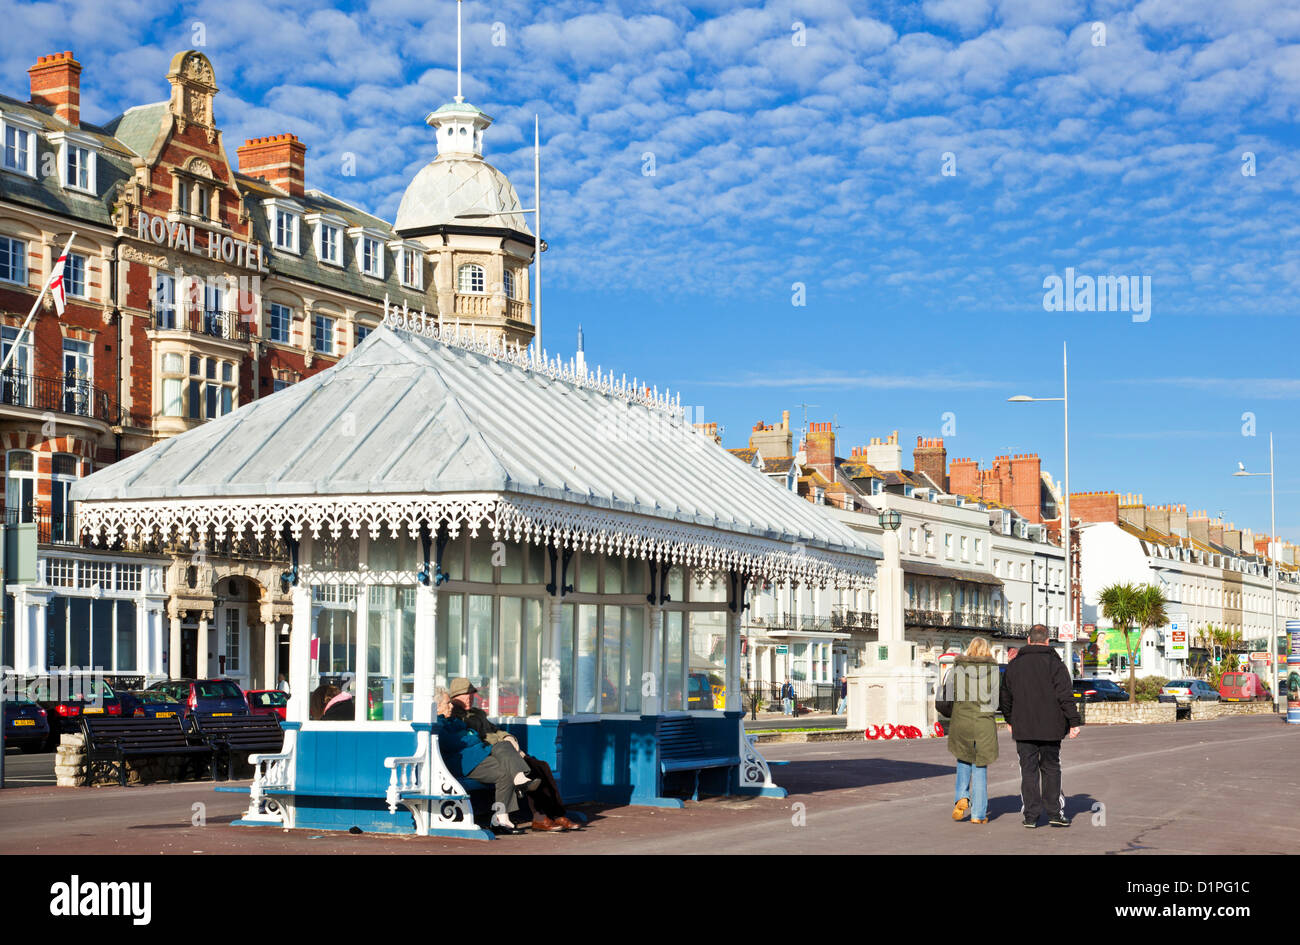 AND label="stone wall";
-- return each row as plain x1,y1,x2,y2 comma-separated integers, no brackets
1078,701,1177,724
1189,701,1276,721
